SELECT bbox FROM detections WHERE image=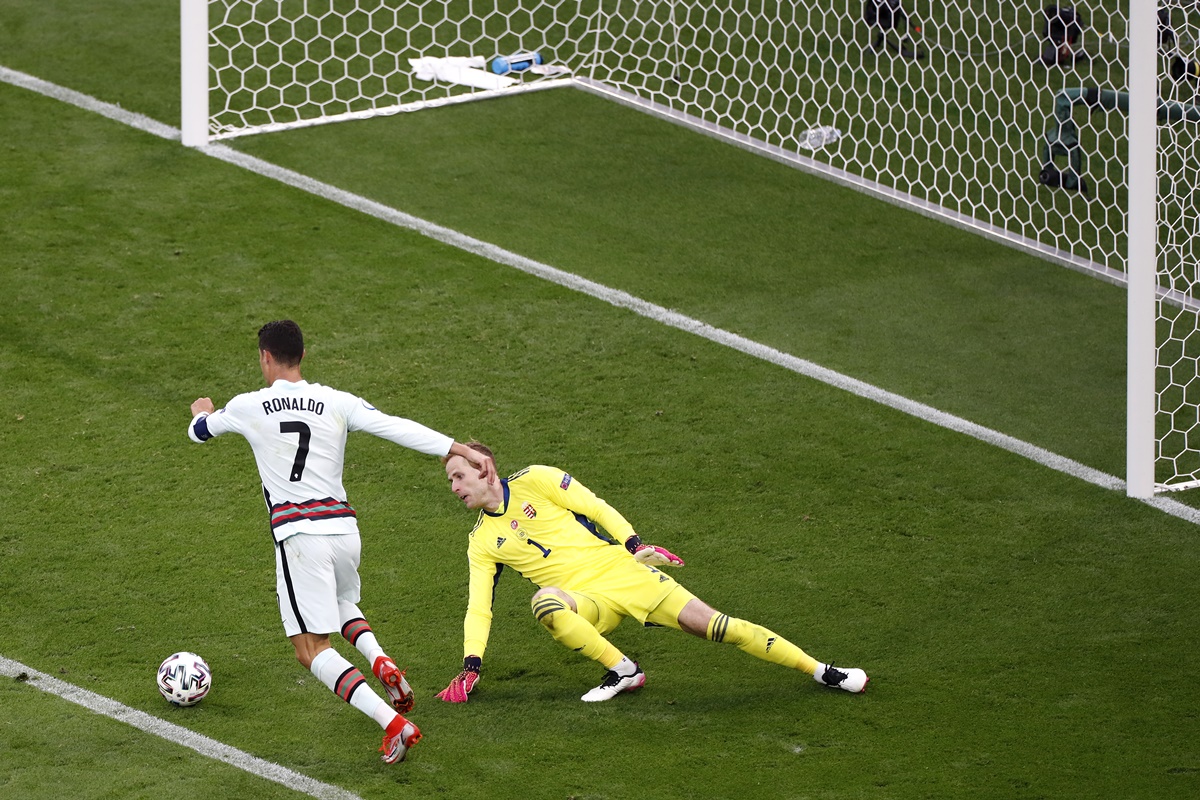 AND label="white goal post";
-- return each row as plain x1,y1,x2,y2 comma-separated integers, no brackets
1127,0,1156,500
180,1,1196,498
